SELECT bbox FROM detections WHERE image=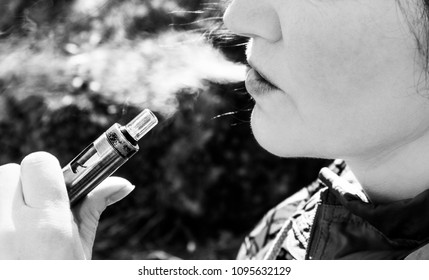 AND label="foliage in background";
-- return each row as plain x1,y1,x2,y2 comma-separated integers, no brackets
0,0,329,259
